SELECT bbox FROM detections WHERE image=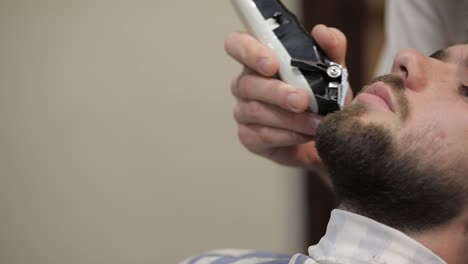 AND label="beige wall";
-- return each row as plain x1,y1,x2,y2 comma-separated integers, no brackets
0,1,304,263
